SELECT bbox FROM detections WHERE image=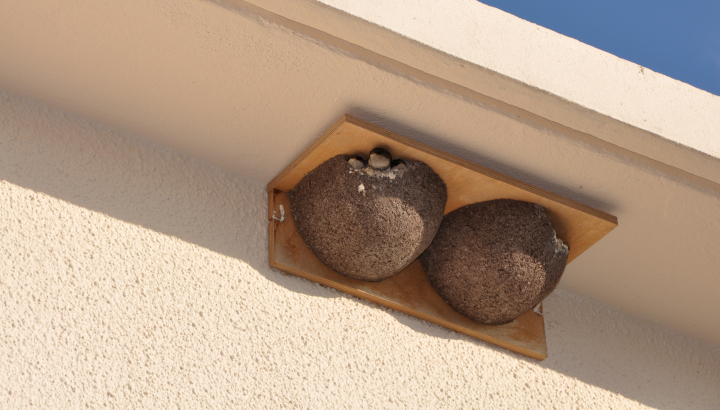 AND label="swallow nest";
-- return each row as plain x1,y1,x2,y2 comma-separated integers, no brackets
289,155,447,282
420,199,569,324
